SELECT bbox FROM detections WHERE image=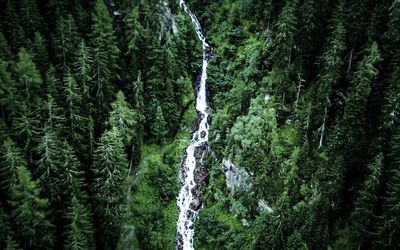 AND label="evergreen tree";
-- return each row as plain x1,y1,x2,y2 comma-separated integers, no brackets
30,32,49,73
0,207,12,249
3,1,26,51
92,127,128,249
12,103,40,160
374,131,400,248
348,153,383,247
73,39,93,100
150,103,168,143
266,0,300,105
53,14,79,73
14,48,43,107
311,0,346,147
0,59,17,120
9,166,54,249
90,0,121,128
107,91,136,145
41,94,66,133
17,0,44,37
0,138,26,192
337,42,381,156
64,195,95,250
63,71,86,146
0,32,12,59
36,128,65,203
4,236,20,250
